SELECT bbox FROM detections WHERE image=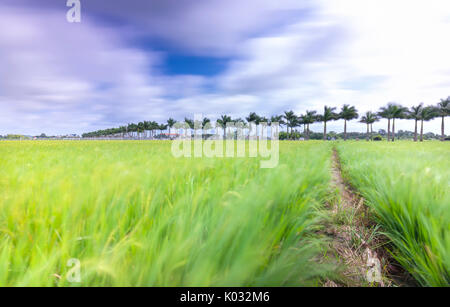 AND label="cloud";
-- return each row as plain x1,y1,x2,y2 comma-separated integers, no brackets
0,0,449,135
3,0,310,56
214,0,450,133
0,4,170,134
